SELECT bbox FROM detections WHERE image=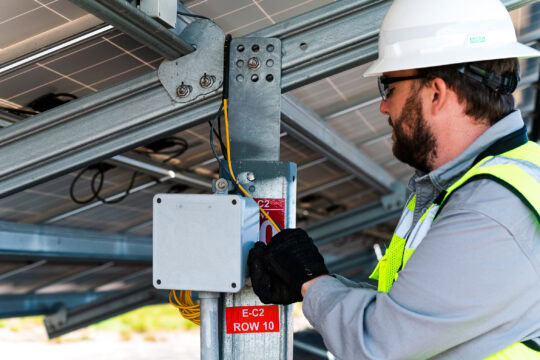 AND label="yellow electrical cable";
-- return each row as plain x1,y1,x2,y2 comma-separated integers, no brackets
223,99,282,233
169,290,200,326
171,98,283,326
